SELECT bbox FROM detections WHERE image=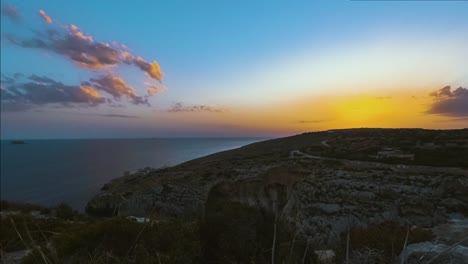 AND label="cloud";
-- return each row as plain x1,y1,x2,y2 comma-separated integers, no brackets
1,75,105,111
375,96,392,100
120,52,163,81
430,86,453,98
167,102,227,113
88,73,148,105
2,4,20,21
100,114,139,118
0,74,15,85
298,119,328,124
132,57,163,81
8,28,121,70
145,83,165,96
427,86,468,117
7,18,163,81
434,117,468,123
68,24,93,42
1,73,153,111
13,72,24,79
38,9,52,24
2,8,165,110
